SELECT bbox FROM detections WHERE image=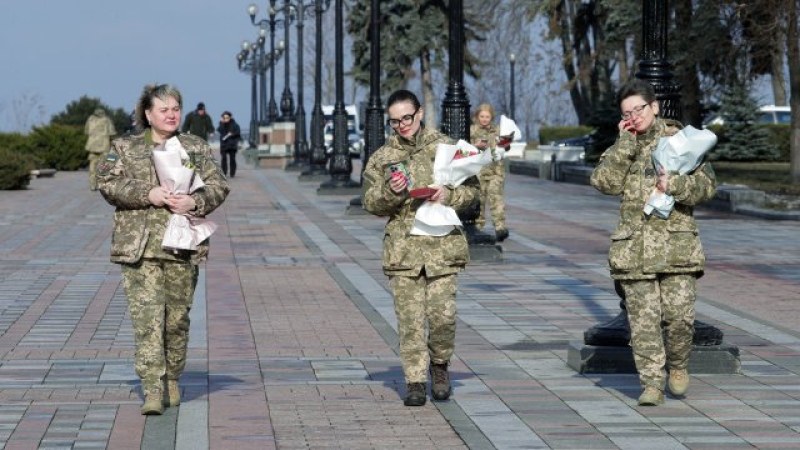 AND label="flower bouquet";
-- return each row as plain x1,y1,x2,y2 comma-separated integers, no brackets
410,139,492,236
152,137,218,251
643,125,717,219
